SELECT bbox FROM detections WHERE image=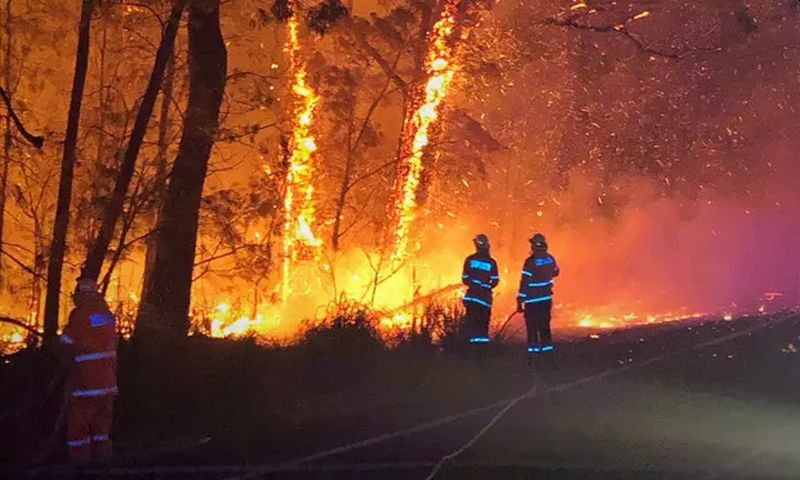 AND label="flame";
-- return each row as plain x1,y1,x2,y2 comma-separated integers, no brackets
282,13,322,300
573,308,707,330
388,0,460,262
379,312,414,331
208,301,282,339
